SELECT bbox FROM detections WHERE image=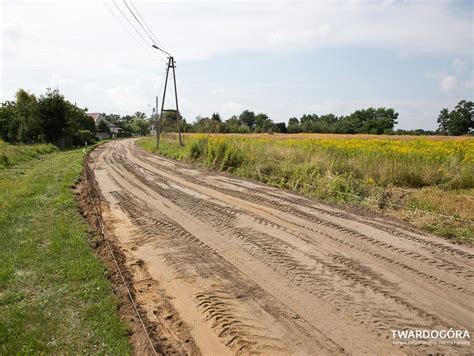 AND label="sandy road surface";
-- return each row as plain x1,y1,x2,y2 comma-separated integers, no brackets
88,139,473,355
